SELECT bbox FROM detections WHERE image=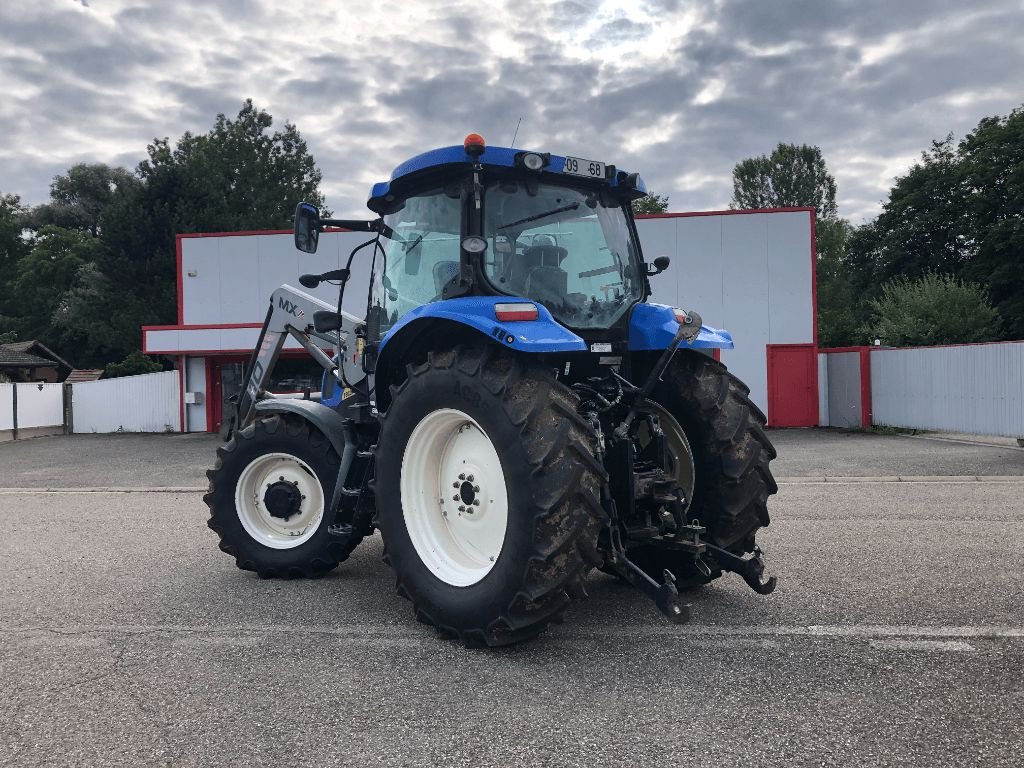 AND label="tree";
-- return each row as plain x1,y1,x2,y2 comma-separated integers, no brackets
103,350,163,378
12,226,101,343
28,164,140,237
632,193,670,215
815,218,860,347
55,99,327,365
845,137,970,300
0,193,29,331
730,143,838,218
847,107,1024,339
864,271,999,346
